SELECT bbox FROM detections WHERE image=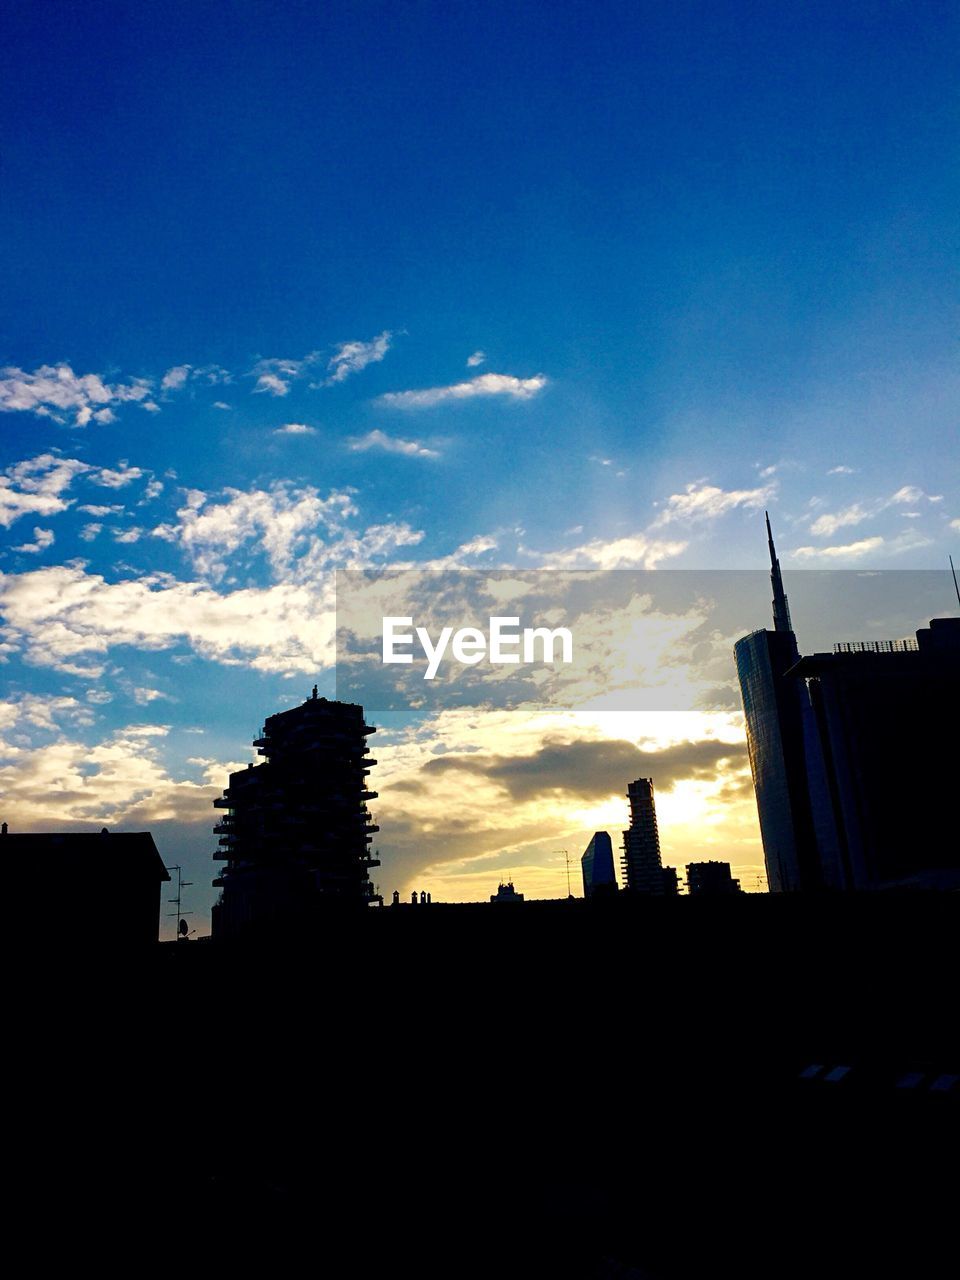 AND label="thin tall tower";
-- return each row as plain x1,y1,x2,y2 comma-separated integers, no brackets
733,513,837,892
766,511,793,635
